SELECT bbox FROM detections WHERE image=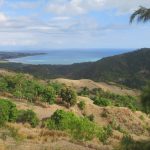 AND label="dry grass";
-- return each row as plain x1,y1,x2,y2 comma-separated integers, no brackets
52,78,140,96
